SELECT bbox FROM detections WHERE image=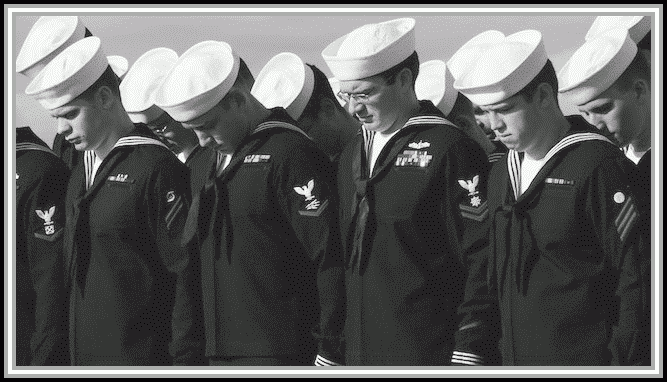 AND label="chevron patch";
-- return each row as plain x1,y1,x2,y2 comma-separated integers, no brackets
614,193,639,244
460,201,489,222
451,351,485,366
